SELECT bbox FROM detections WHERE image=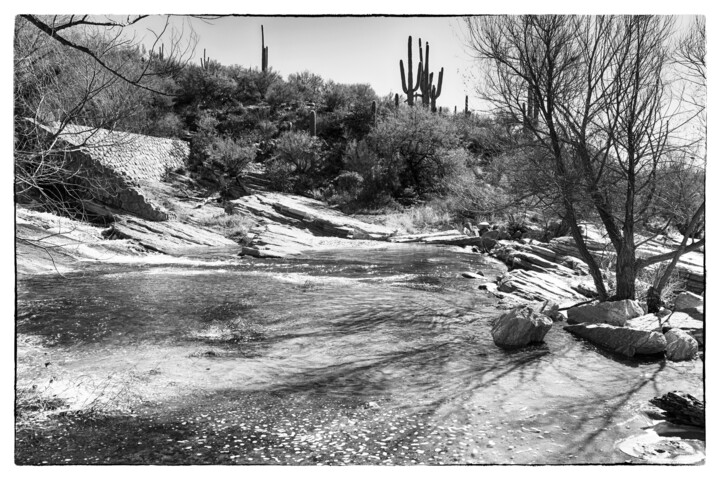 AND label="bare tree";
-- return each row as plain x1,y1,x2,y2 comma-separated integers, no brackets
643,15,707,309
14,15,197,218
465,15,705,301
